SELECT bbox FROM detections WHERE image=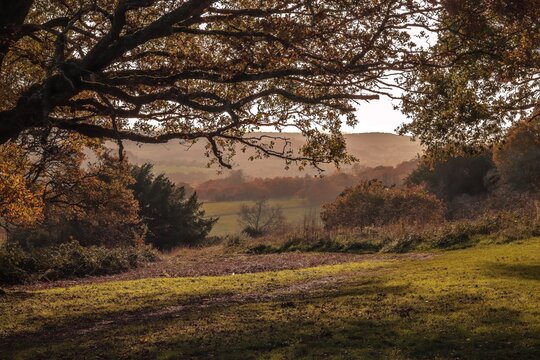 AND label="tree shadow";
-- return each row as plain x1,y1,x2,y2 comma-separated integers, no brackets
0,279,403,350
486,263,540,281
2,279,539,360
0,290,36,304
